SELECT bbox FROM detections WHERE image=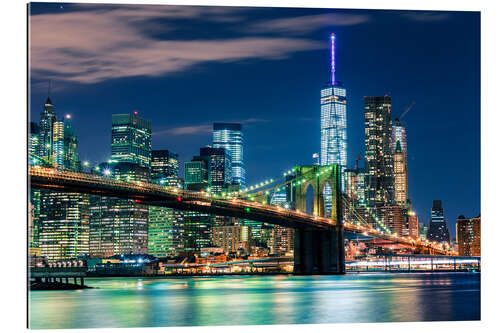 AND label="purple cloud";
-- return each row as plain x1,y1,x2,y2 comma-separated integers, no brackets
247,13,371,34
29,5,323,85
